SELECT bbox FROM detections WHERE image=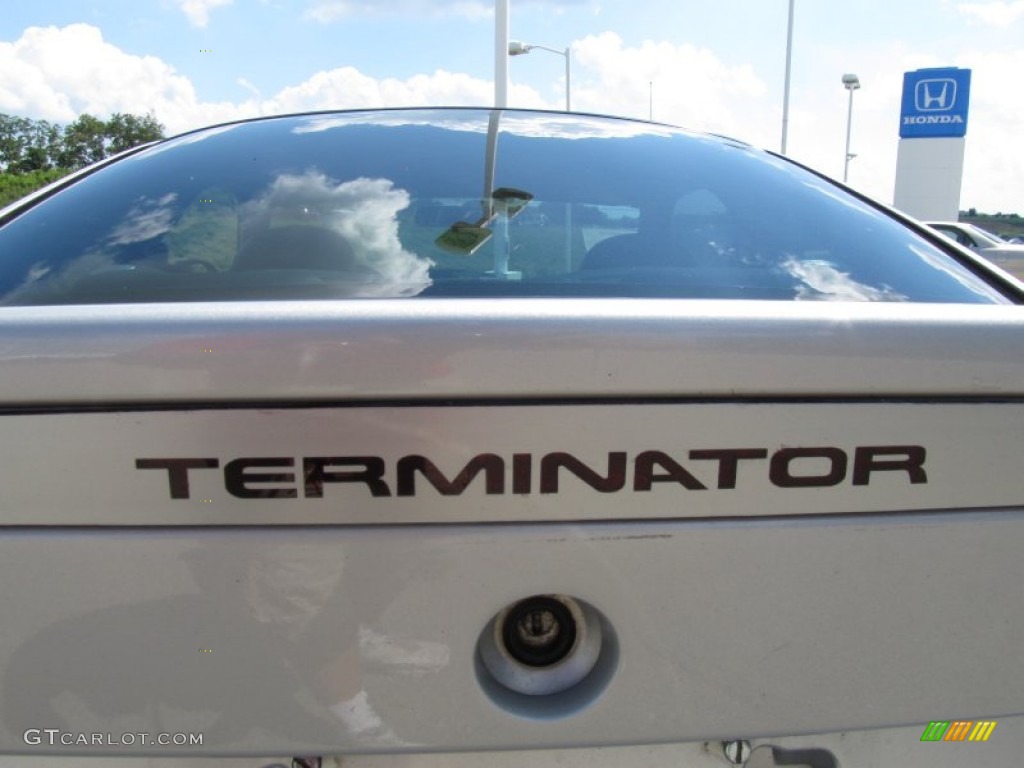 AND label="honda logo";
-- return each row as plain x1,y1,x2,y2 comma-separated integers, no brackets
915,79,957,112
